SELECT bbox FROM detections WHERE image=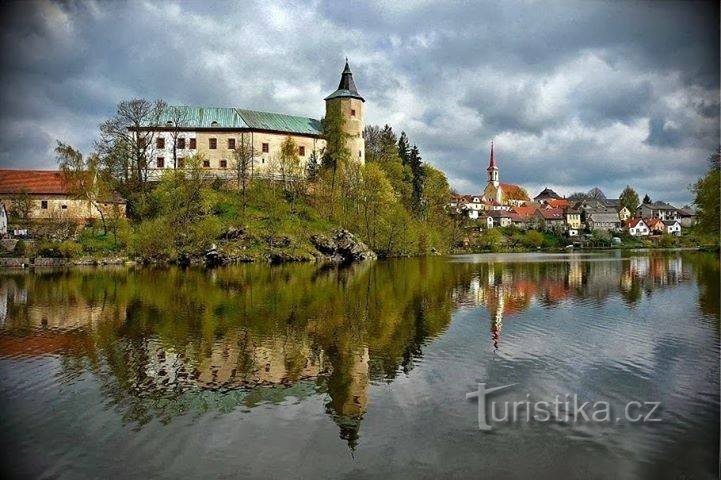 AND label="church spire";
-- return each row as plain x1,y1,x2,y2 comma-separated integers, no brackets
487,141,497,171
